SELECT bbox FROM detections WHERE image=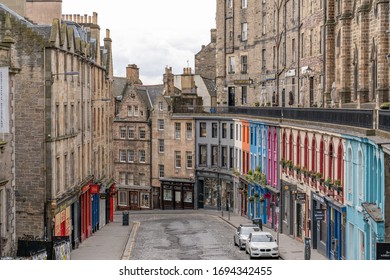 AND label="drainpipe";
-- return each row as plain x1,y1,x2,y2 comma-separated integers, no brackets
323,0,327,107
